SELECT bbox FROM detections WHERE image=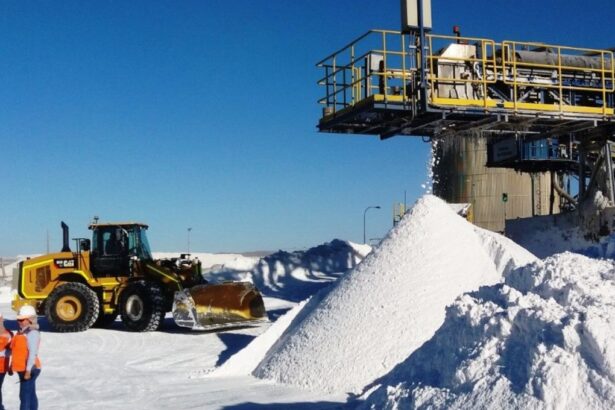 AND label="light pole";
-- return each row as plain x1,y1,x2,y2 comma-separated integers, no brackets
363,206,381,244
187,228,192,253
